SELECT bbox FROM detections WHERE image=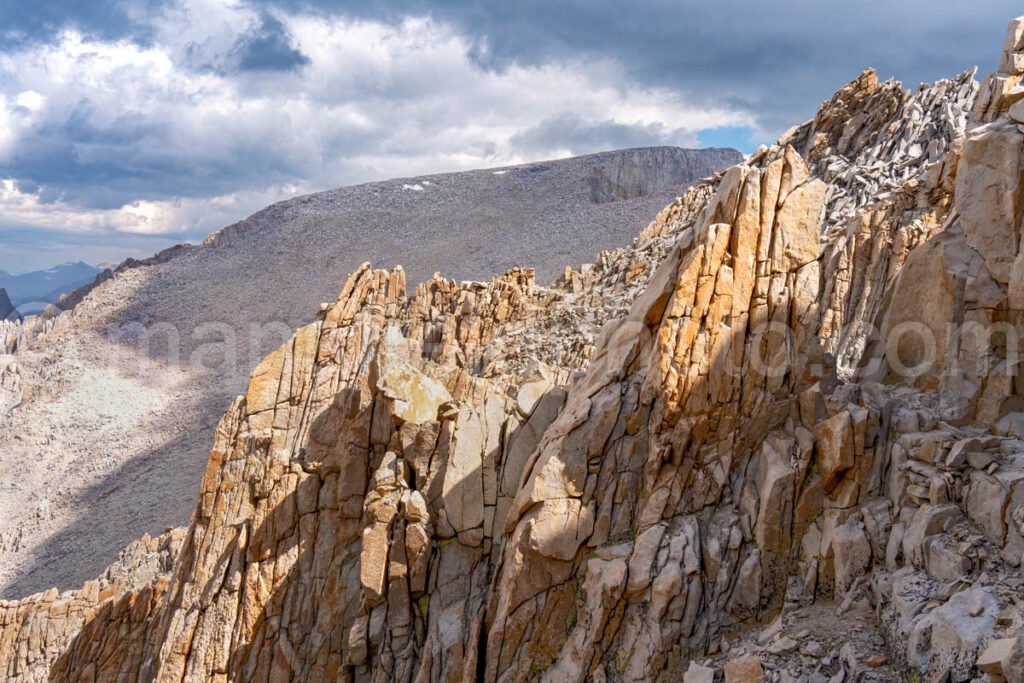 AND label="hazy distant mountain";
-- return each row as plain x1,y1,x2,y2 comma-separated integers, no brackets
0,261,102,313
